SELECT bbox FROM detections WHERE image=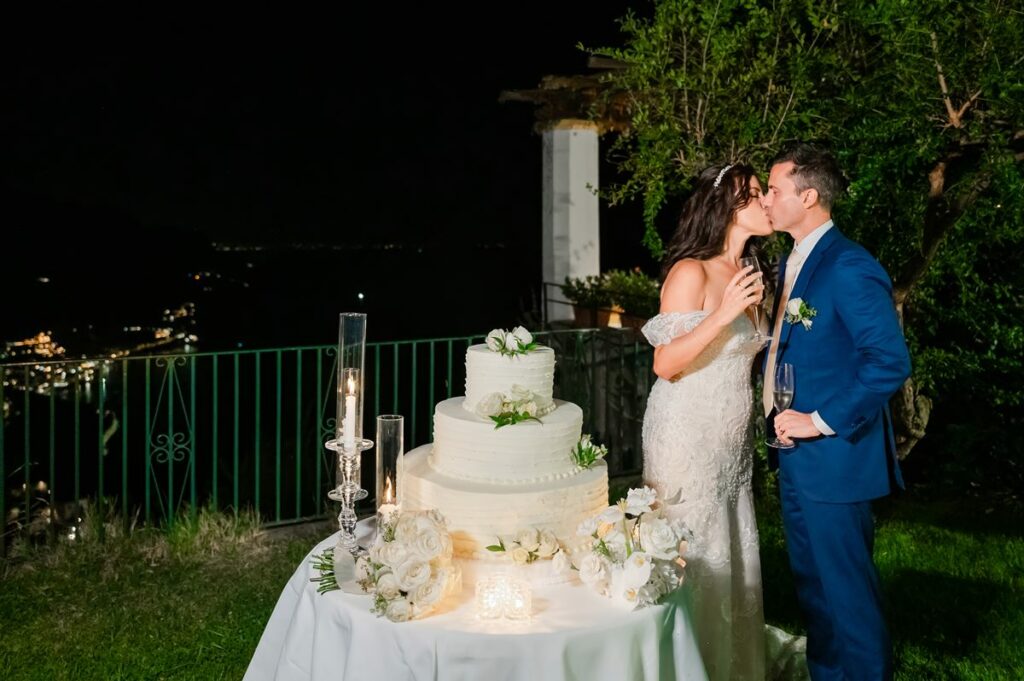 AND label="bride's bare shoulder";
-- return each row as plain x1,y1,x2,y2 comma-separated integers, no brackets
661,259,707,312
